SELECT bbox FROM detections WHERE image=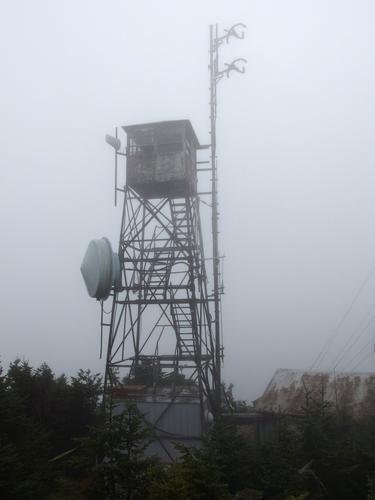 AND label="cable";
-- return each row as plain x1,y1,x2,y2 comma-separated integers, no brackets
351,350,374,372
331,300,375,368
309,261,375,371
332,310,375,371
341,336,375,372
